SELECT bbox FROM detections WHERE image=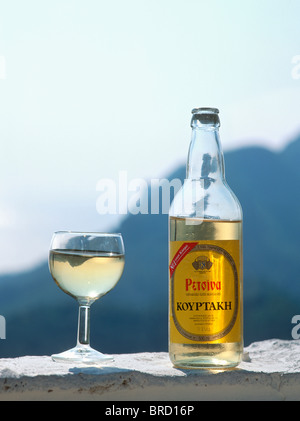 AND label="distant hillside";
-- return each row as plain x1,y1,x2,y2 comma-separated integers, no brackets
0,137,299,357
